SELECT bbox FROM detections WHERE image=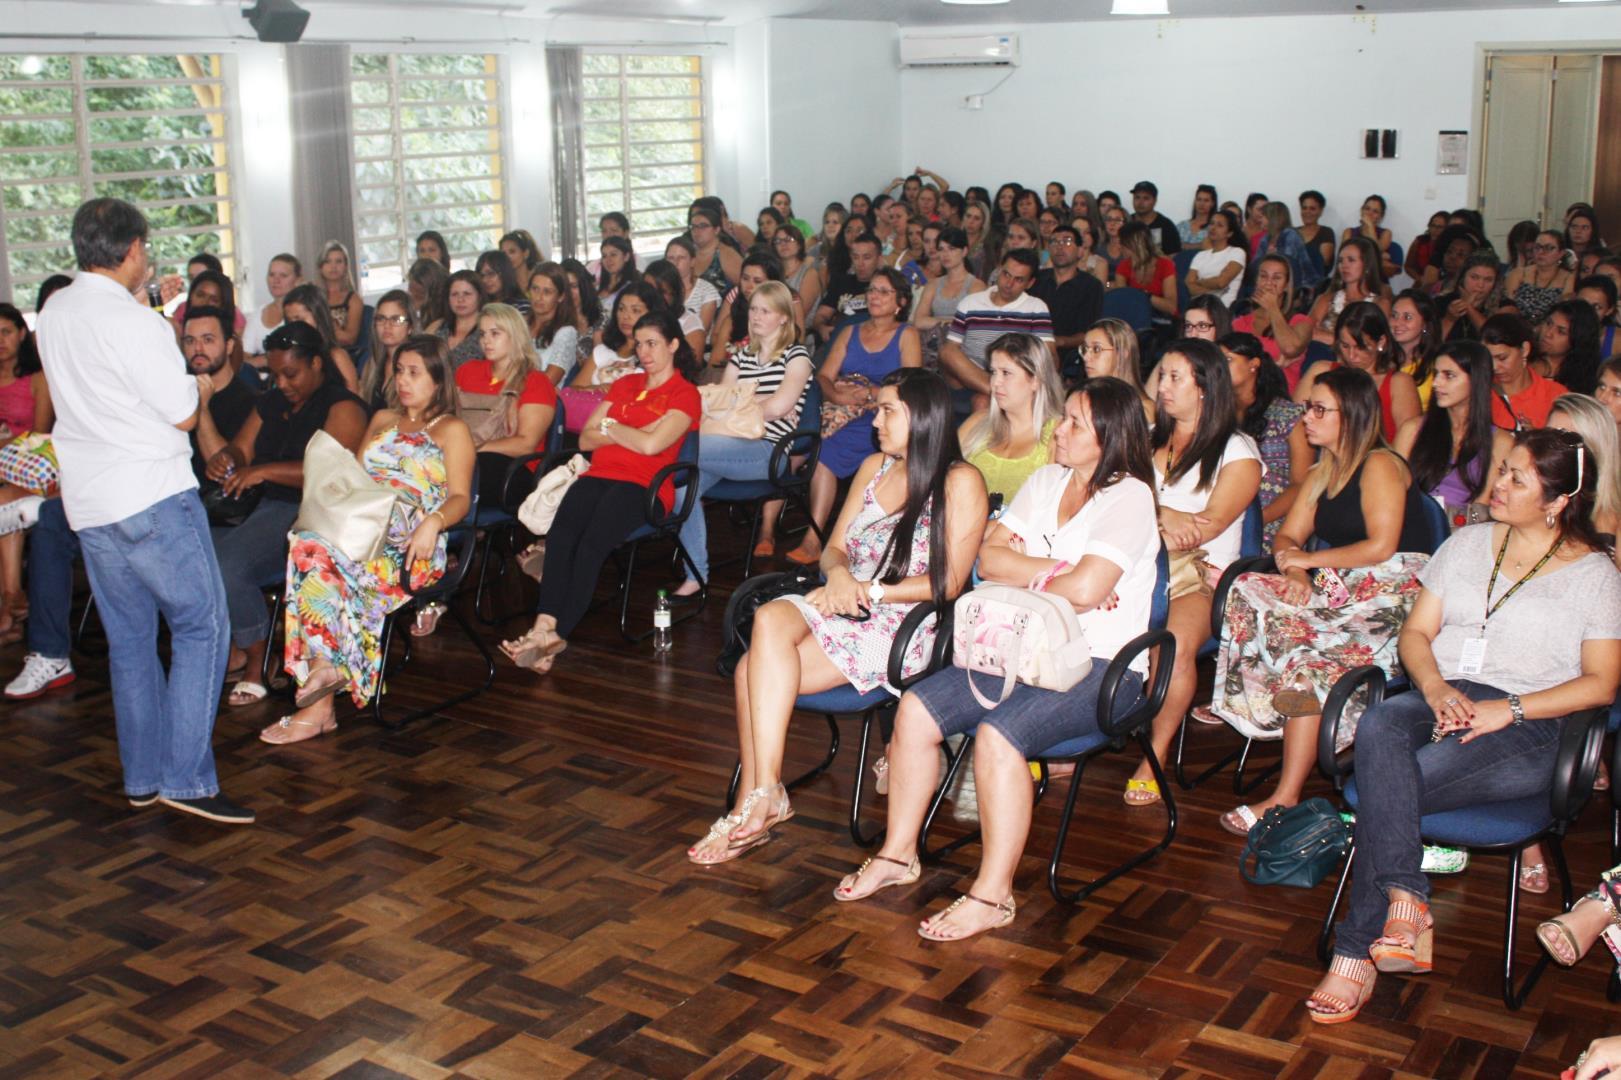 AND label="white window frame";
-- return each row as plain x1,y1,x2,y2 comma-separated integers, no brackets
578,52,708,262
347,51,510,292
0,52,239,308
